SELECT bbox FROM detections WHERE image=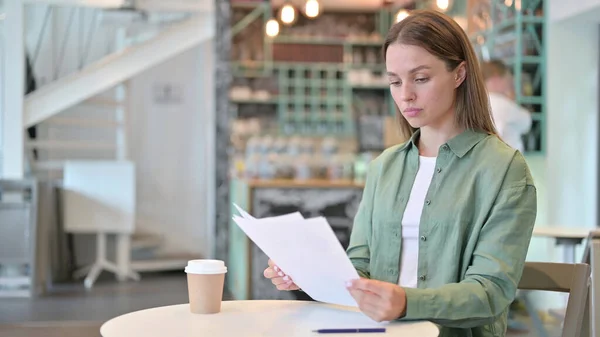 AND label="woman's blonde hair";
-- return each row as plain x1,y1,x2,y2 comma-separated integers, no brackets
383,9,497,141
